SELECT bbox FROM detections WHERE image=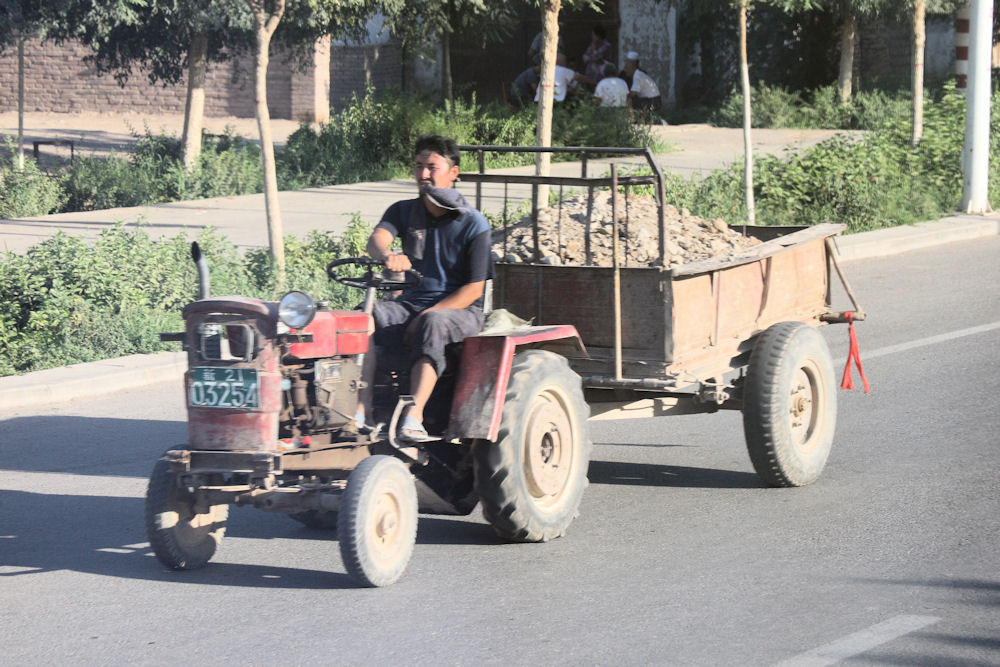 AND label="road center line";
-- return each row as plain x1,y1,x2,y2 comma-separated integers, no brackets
775,614,941,667
864,321,1000,360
